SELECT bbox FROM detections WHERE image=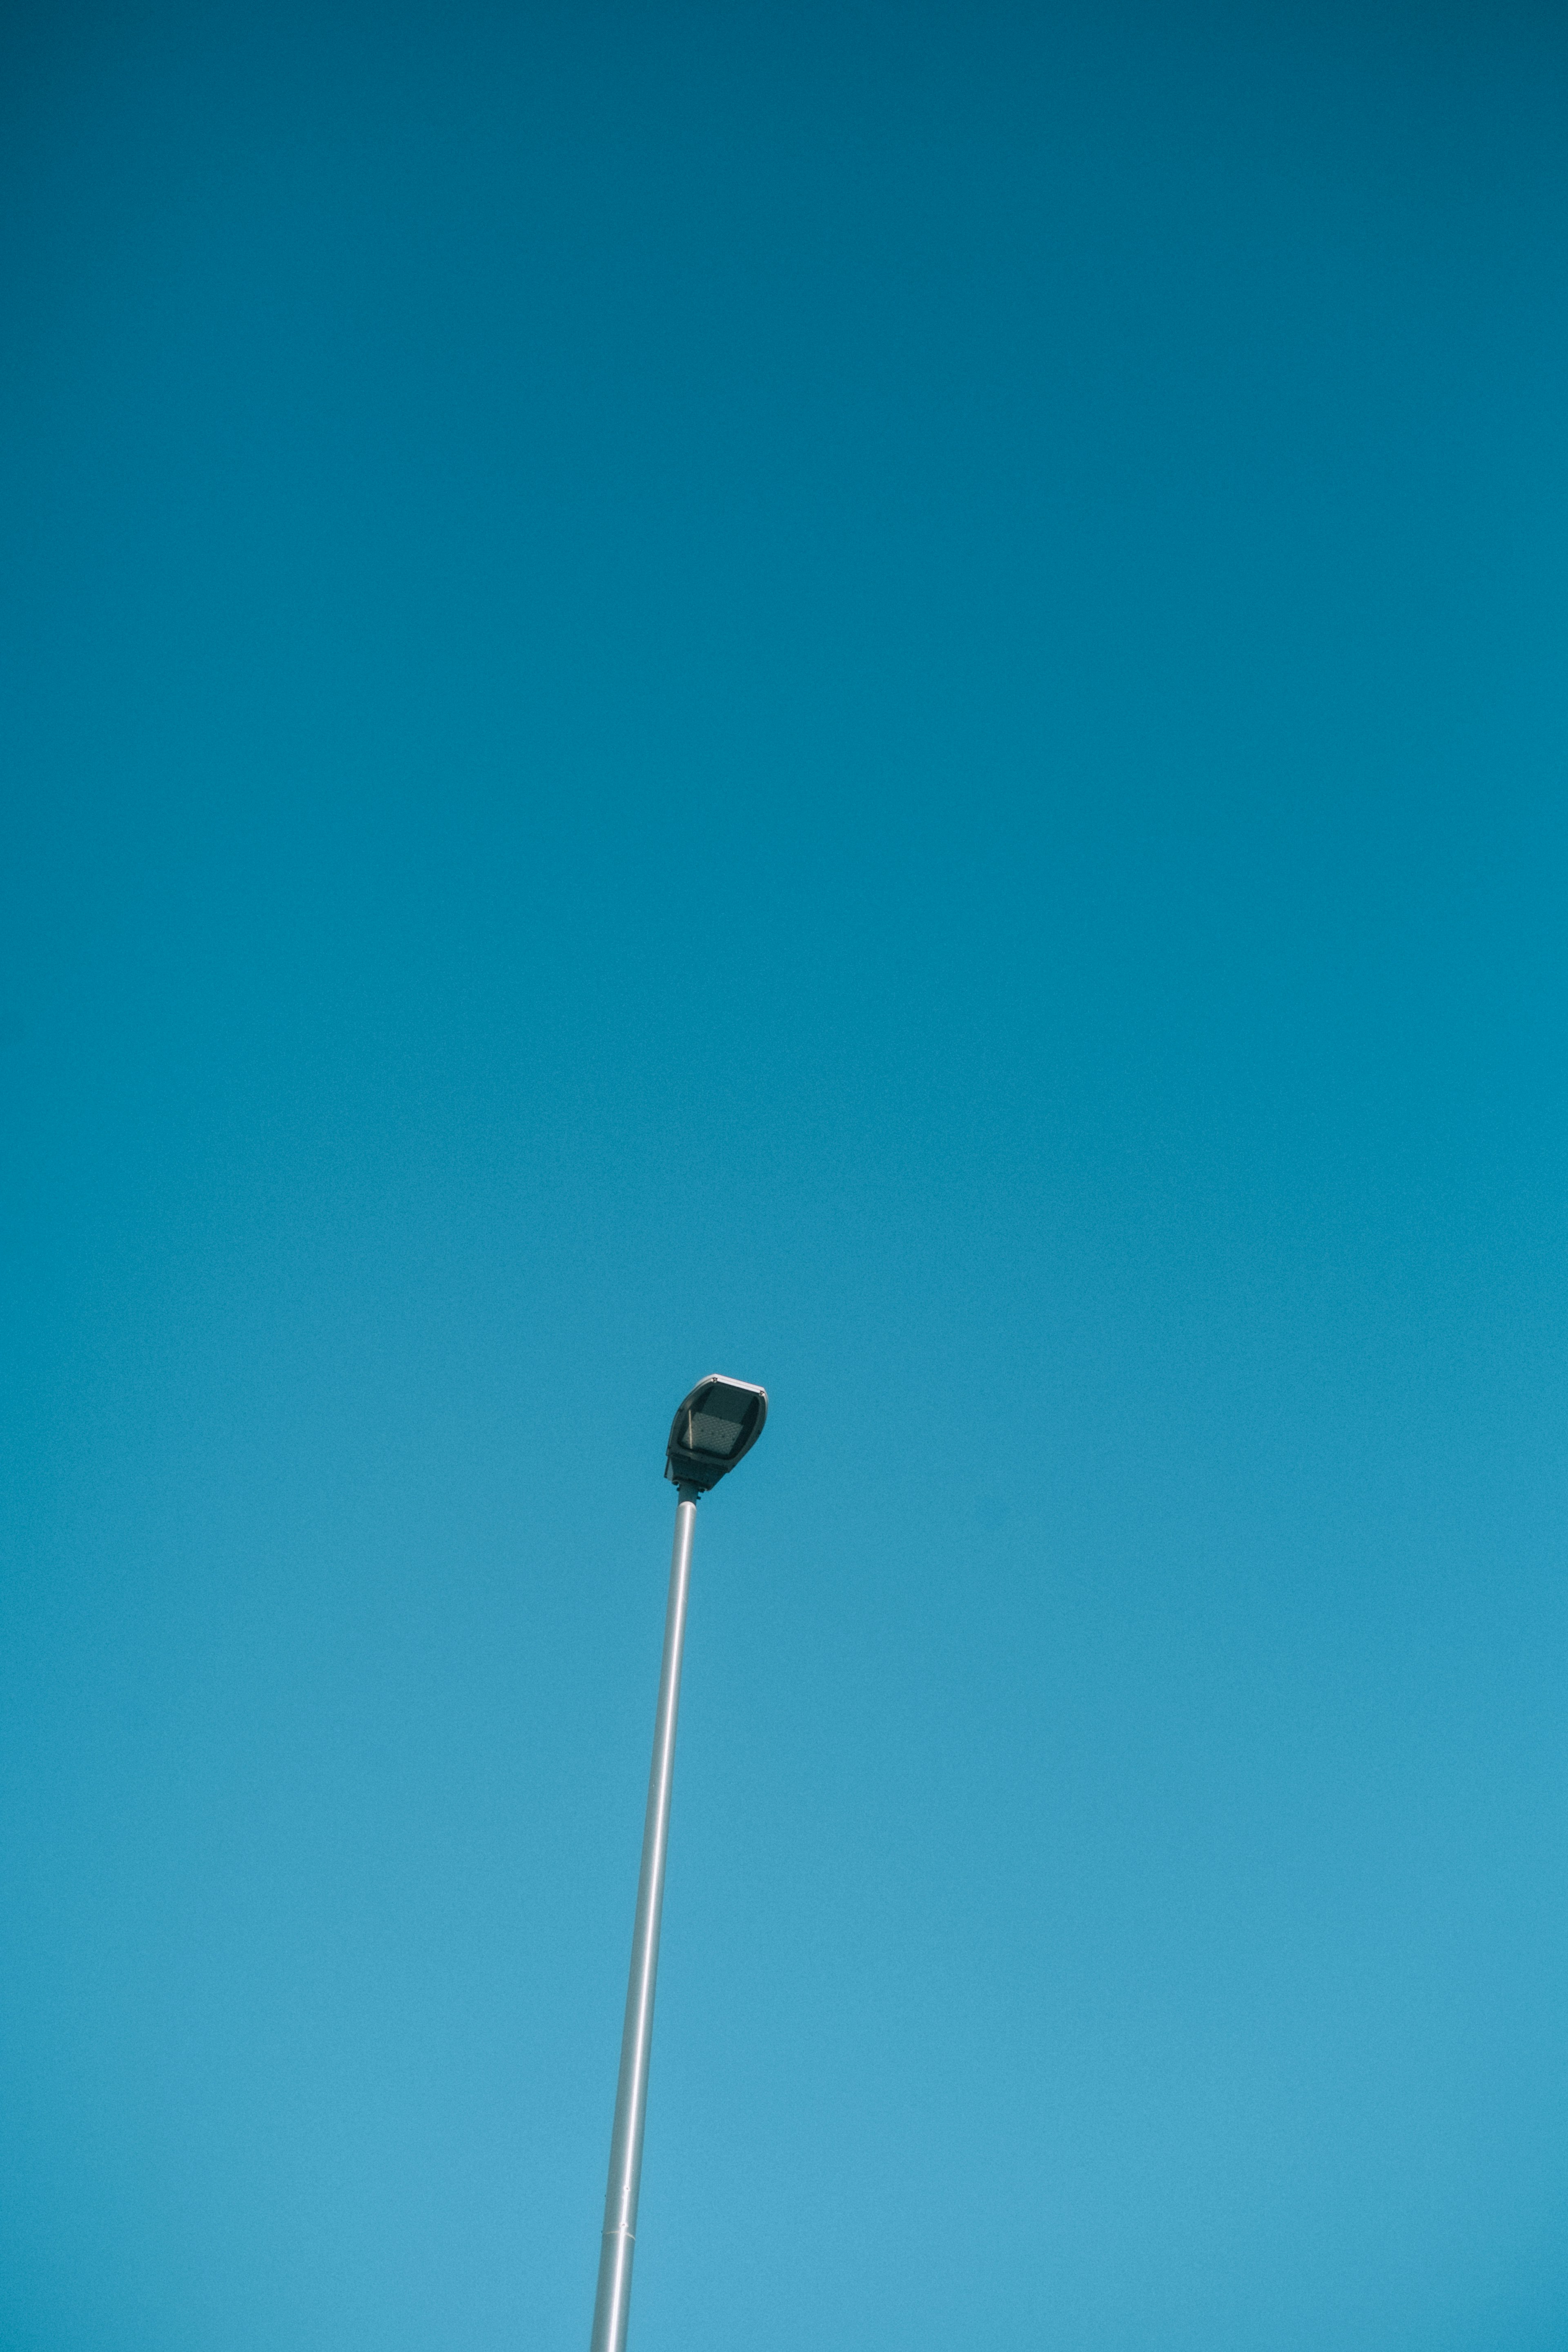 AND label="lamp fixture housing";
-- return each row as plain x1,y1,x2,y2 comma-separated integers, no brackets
664,1374,768,1490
